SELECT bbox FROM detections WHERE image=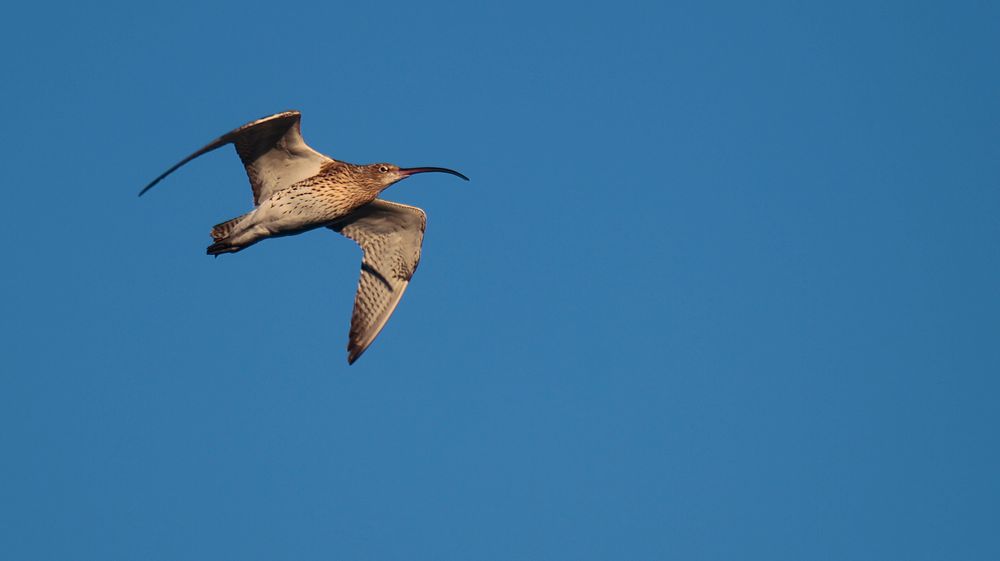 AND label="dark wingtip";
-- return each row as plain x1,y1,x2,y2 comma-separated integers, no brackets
137,162,181,197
